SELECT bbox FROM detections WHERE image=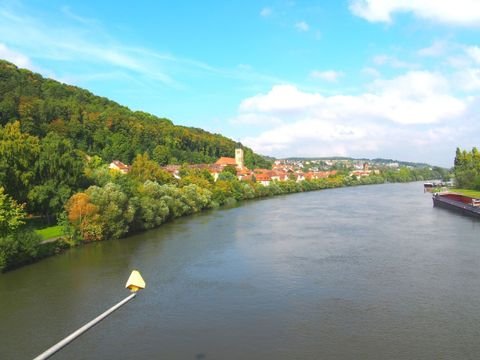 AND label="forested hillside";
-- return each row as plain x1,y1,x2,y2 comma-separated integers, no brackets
0,60,269,166
0,60,270,212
